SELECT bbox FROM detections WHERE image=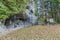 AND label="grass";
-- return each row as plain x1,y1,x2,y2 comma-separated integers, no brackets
0,25,60,40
